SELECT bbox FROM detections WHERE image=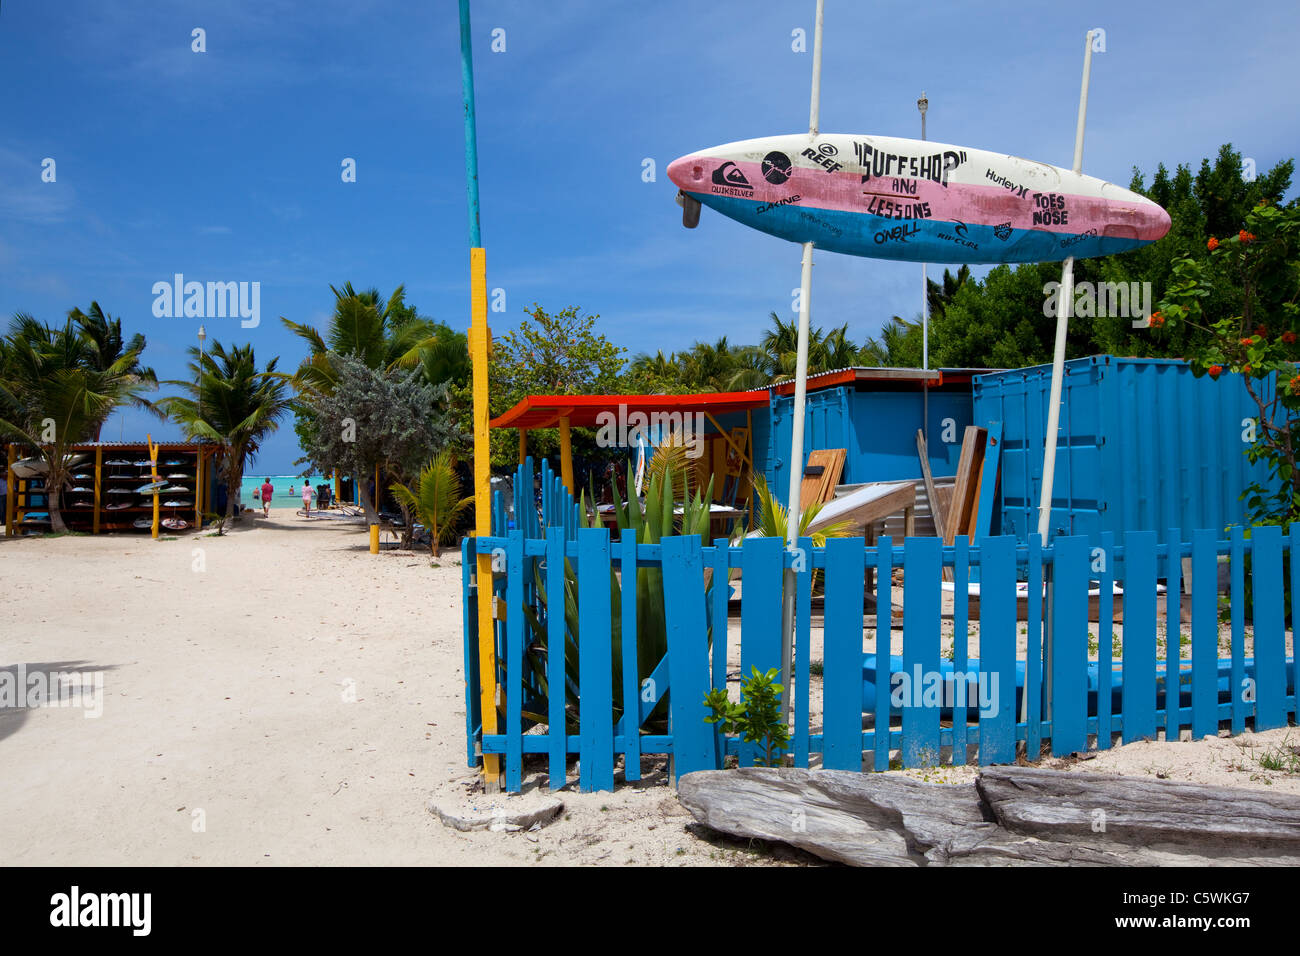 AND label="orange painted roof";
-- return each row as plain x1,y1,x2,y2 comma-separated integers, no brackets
490,391,769,430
